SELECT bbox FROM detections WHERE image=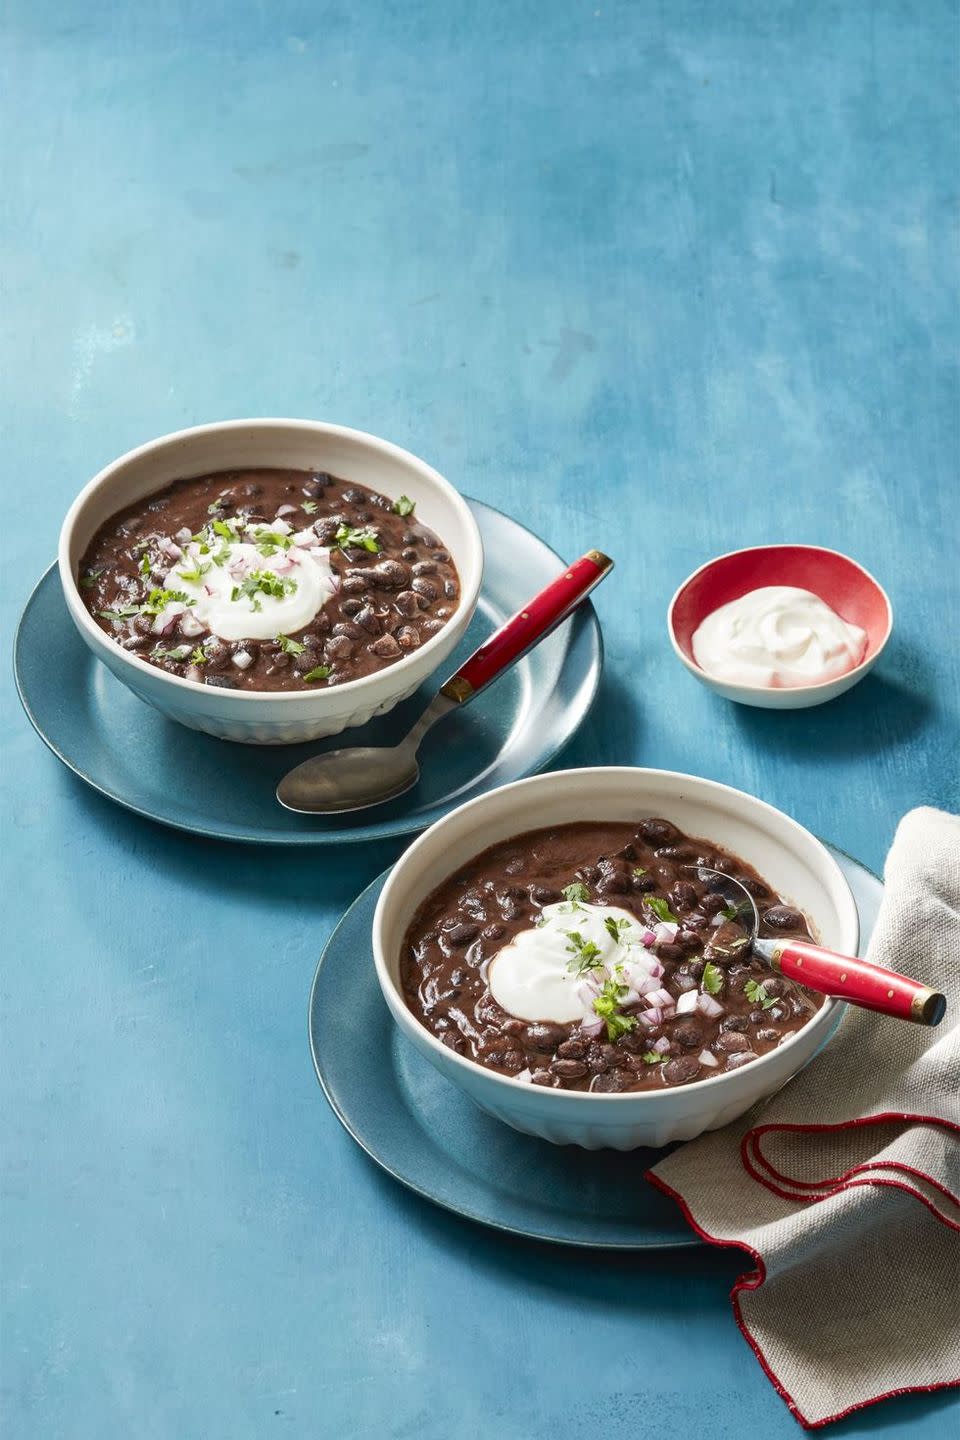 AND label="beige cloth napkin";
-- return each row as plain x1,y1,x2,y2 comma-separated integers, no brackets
649,808,960,1429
